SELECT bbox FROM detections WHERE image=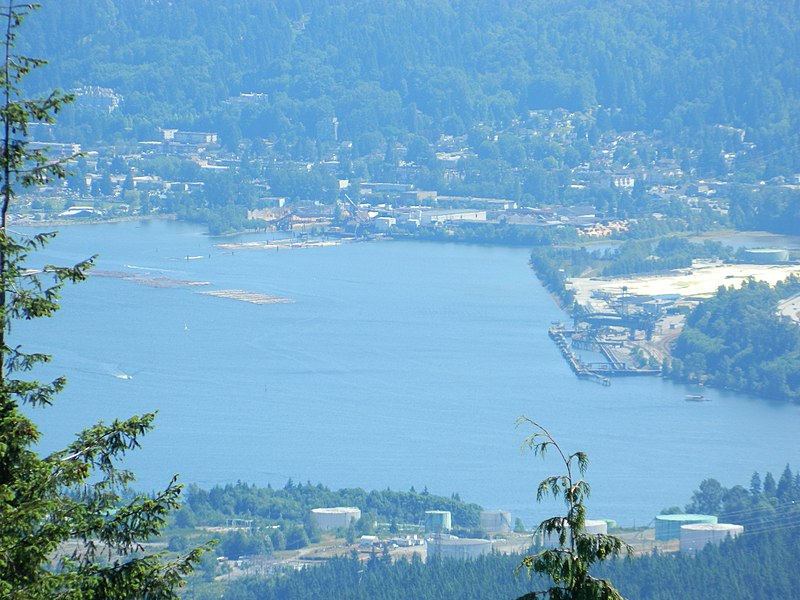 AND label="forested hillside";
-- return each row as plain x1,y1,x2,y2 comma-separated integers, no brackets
671,277,800,401
22,0,800,173
175,469,800,598
203,529,799,599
